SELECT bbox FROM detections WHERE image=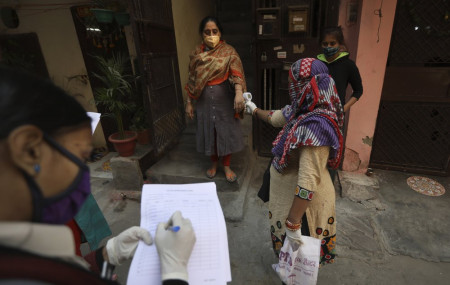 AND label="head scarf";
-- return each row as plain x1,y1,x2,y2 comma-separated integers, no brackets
271,58,344,172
